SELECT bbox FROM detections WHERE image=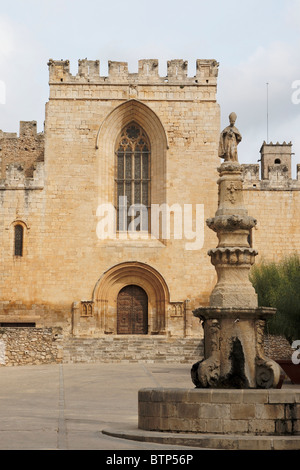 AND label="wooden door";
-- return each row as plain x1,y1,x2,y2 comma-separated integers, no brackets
117,285,148,334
